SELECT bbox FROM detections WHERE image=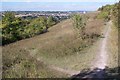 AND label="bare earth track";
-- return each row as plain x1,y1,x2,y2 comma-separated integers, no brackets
92,21,112,69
